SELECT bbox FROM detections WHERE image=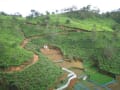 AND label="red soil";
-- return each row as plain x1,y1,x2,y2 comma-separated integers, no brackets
21,39,29,48
5,54,38,72
4,38,39,72
40,47,83,69
40,46,84,90
40,48,63,61
67,78,78,89
56,60,83,69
